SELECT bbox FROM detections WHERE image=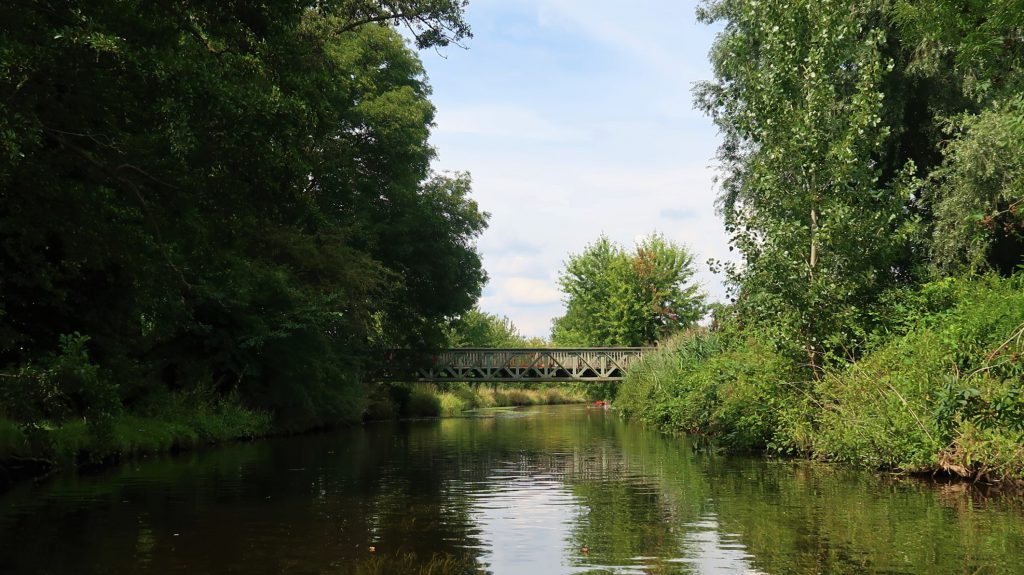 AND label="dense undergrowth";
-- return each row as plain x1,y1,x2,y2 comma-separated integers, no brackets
617,274,1024,482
